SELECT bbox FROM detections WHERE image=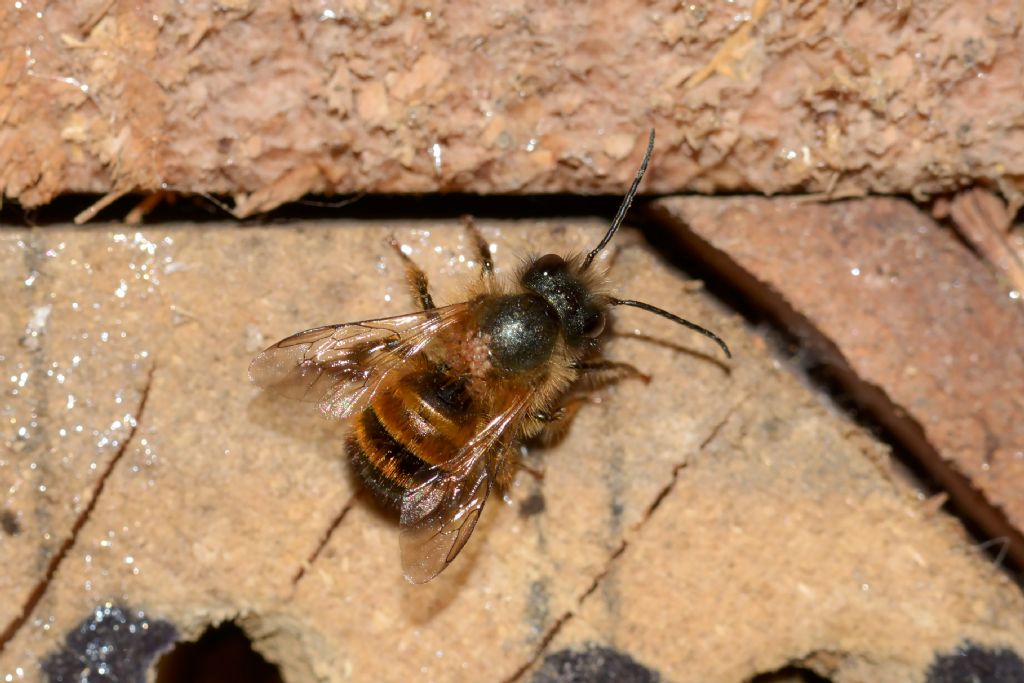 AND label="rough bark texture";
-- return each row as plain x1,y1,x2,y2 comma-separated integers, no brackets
2,0,1024,214
2,220,1023,682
